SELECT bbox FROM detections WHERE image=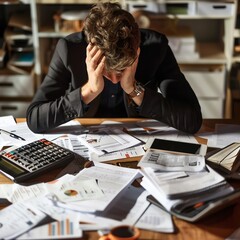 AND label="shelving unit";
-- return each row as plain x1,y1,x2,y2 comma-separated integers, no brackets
127,0,236,118
0,0,238,118
0,0,34,117
31,1,96,81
